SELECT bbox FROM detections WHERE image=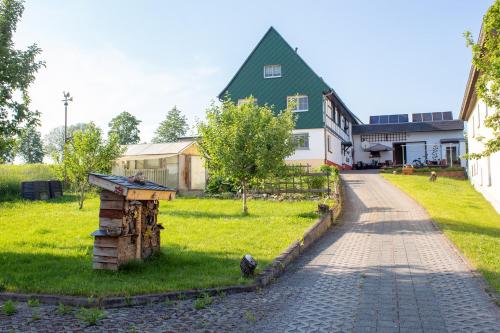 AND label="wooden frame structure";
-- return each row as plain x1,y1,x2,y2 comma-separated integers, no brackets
88,173,176,270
